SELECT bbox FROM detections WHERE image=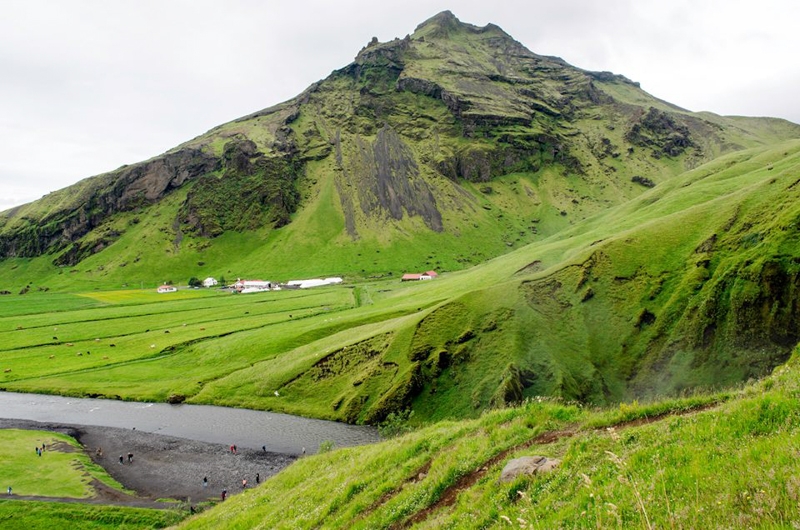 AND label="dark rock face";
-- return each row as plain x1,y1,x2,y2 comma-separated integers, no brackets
0,148,217,262
179,139,302,237
115,148,218,205
626,107,694,157
631,175,656,188
396,77,443,99
334,125,443,236
693,260,800,352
